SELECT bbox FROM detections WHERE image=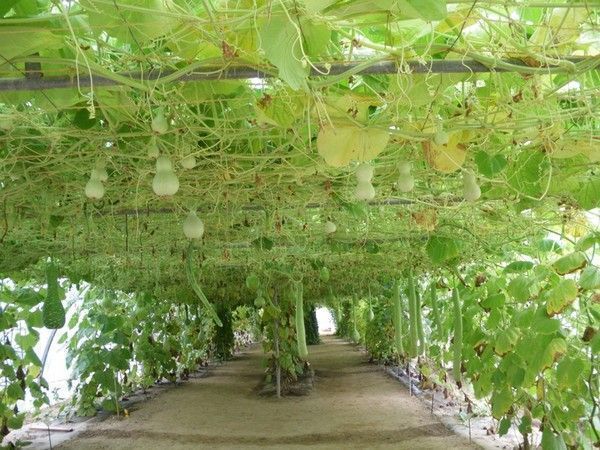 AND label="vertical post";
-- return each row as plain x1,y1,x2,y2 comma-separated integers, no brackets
273,289,281,398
